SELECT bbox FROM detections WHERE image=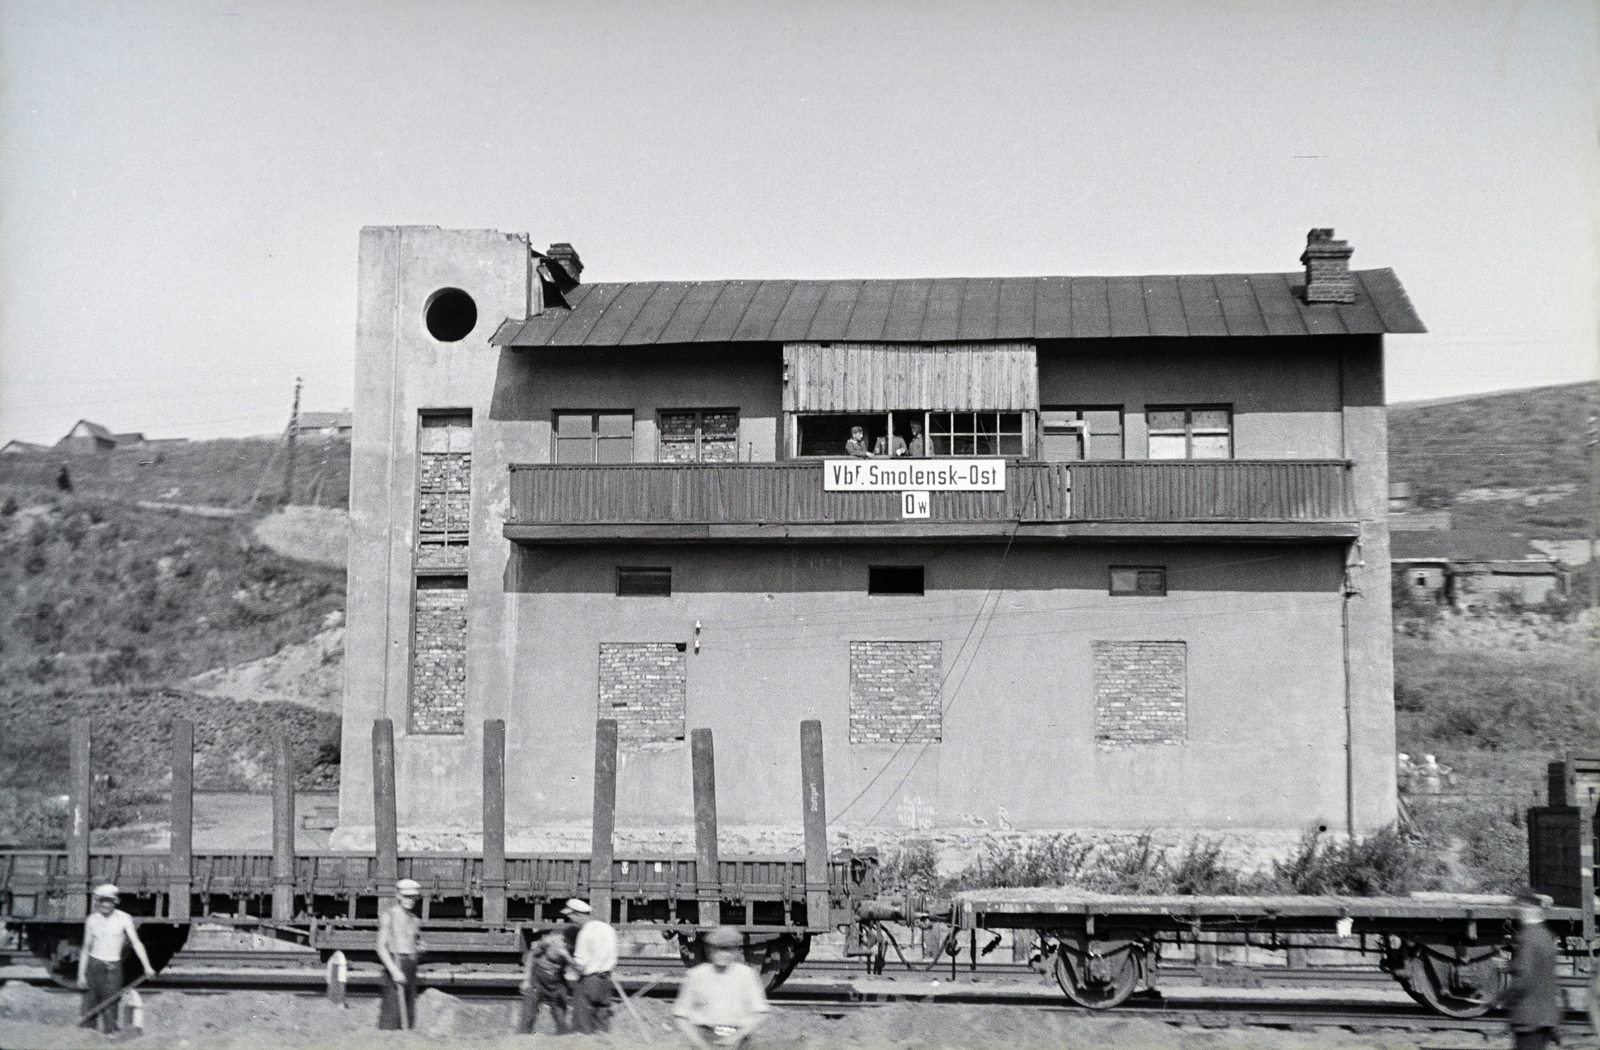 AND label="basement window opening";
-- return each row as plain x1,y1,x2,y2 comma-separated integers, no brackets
869,565,924,596
617,566,672,597
1110,566,1167,597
